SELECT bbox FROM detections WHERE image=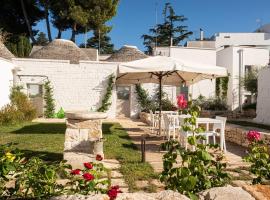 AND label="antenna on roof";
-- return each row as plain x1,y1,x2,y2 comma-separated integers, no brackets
84,27,87,48
256,18,263,31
